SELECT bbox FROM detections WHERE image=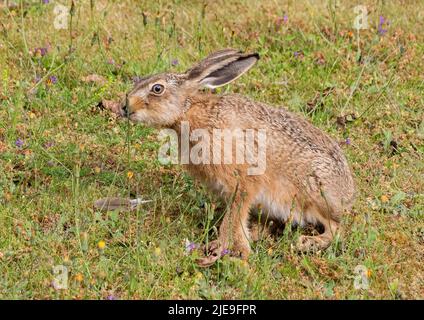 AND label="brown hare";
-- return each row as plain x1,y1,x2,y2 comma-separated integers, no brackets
120,49,356,267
